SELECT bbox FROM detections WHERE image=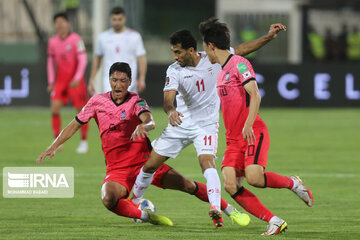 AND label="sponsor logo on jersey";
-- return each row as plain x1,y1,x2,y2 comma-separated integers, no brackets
137,100,147,106
237,63,249,74
184,75,193,78
120,110,126,120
